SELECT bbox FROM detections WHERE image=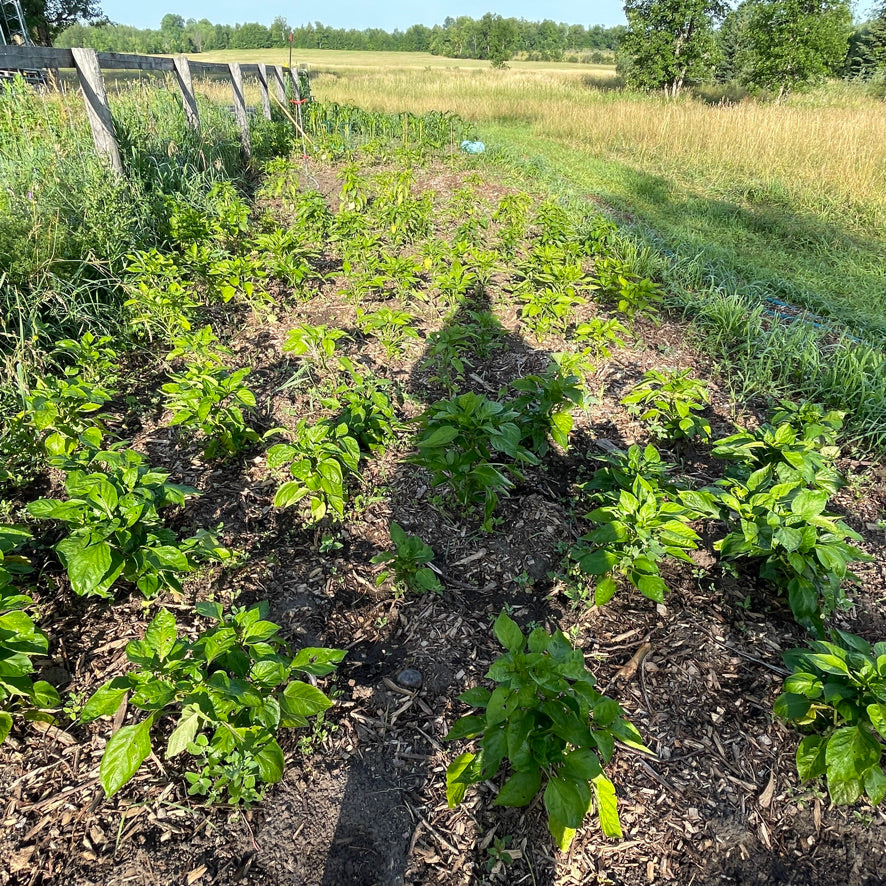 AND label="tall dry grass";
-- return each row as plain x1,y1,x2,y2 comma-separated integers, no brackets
311,67,886,231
